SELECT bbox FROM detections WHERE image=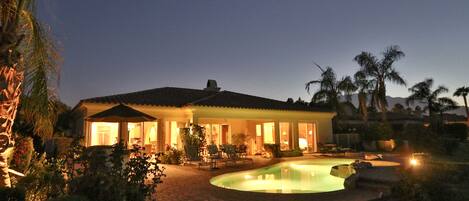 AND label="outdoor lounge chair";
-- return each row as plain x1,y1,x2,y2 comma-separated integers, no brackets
224,144,253,166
